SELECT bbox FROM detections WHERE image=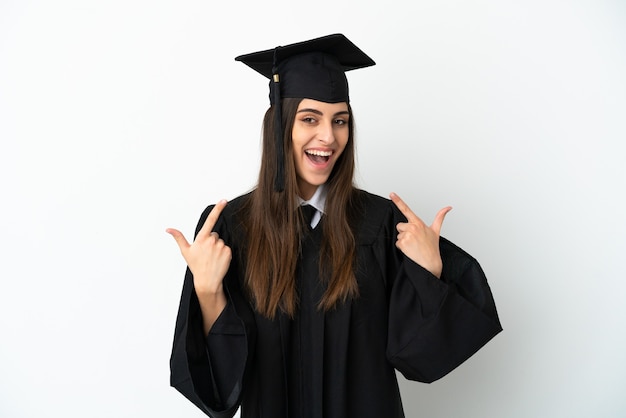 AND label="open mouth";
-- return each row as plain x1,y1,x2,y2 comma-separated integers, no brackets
305,149,332,164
